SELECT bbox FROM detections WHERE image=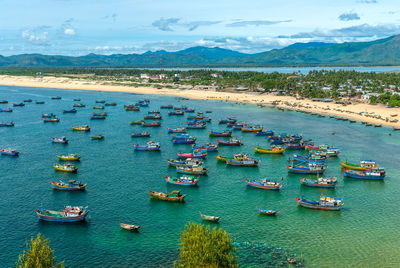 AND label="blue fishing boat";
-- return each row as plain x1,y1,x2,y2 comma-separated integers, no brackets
0,122,14,127
0,108,12,112
161,104,173,109
133,141,160,151
165,176,199,186
171,134,197,144
0,148,19,156
13,103,25,107
192,143,218,152
96,100,106,103
42,113,56,118
63,109,77,113
287,163,326,174
131,132,151,137
296,195,343,211
35,206,88,222
167,127,186,133
290,154,326,163
167,158,203,167
168,110,184,116
208,130,232,137
300,177,337,188
51,96,62,100
90,115,106,120
245,178,282,190
343,168,385,180
176,165,208,175
226,157,259,167
285,143,305,150
186,123,206,129
255,130,274,136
